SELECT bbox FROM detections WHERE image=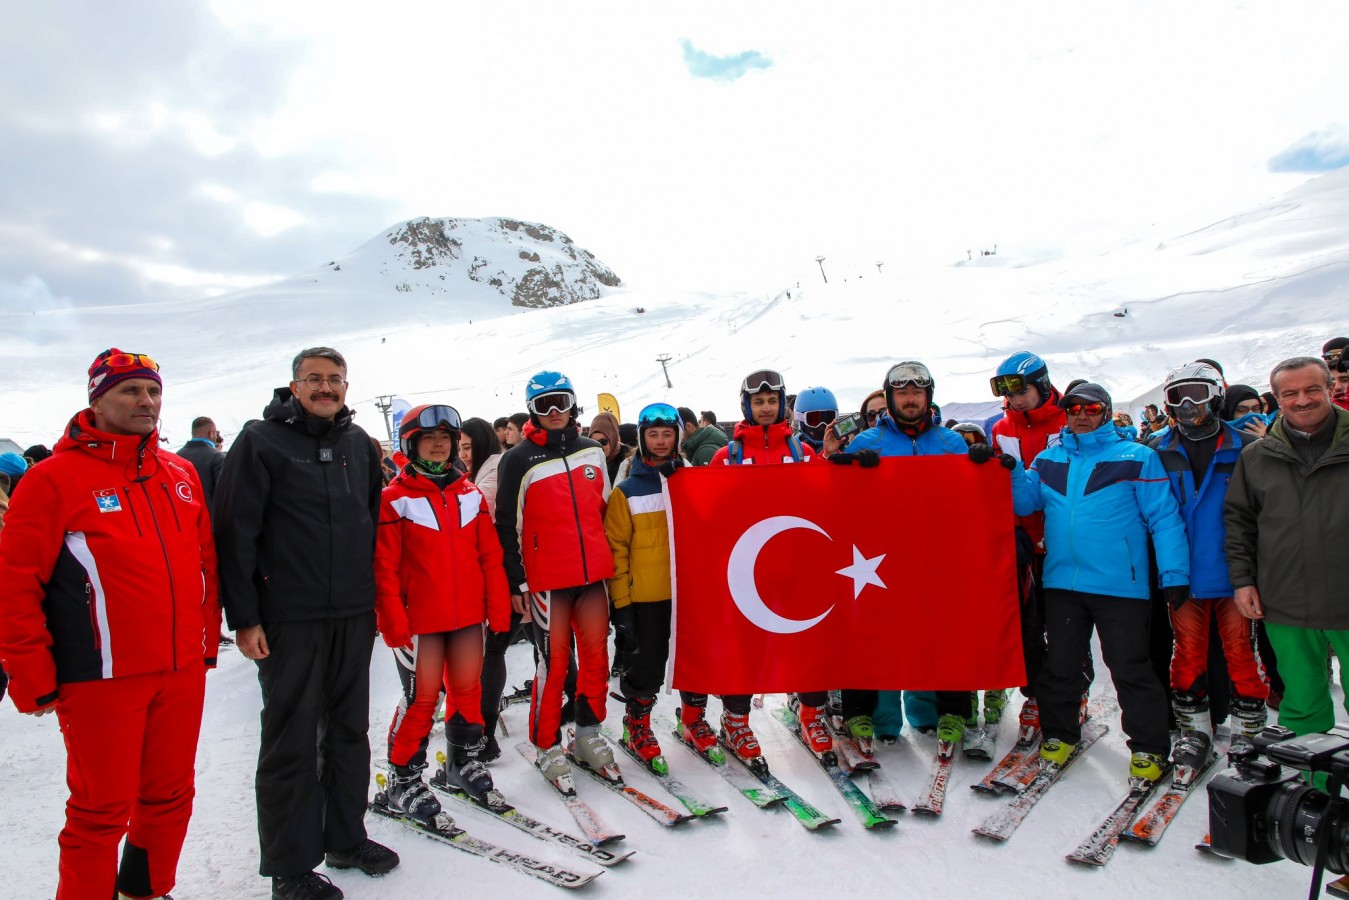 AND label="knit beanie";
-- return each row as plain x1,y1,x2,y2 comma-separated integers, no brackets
88,348,162,402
